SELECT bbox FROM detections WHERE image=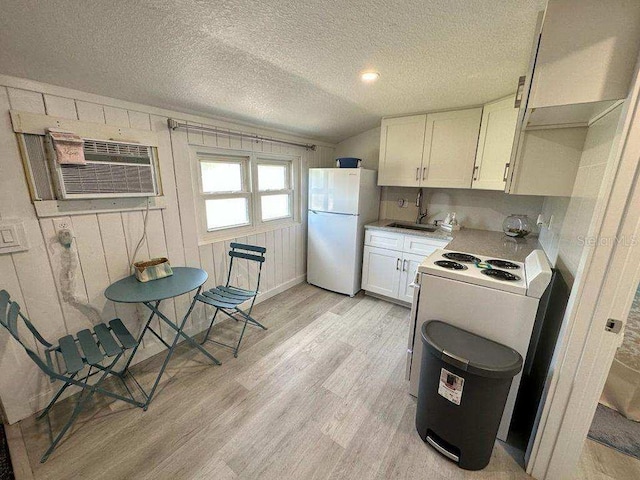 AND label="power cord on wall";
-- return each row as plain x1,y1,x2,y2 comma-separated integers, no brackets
130,197,151,274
